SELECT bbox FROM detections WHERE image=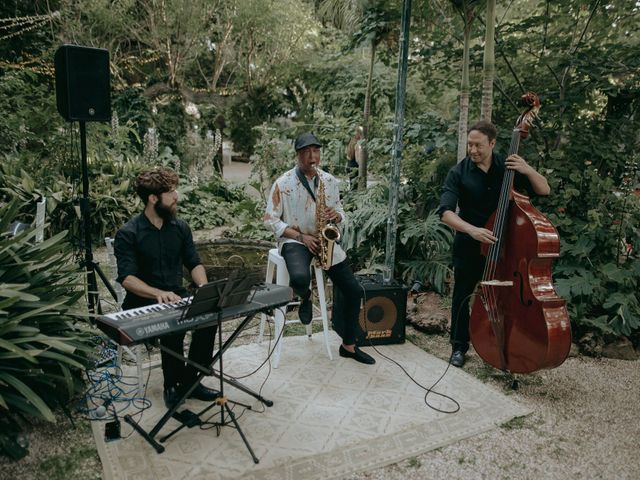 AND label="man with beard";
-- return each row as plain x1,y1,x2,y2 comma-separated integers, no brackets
114,167,220,408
